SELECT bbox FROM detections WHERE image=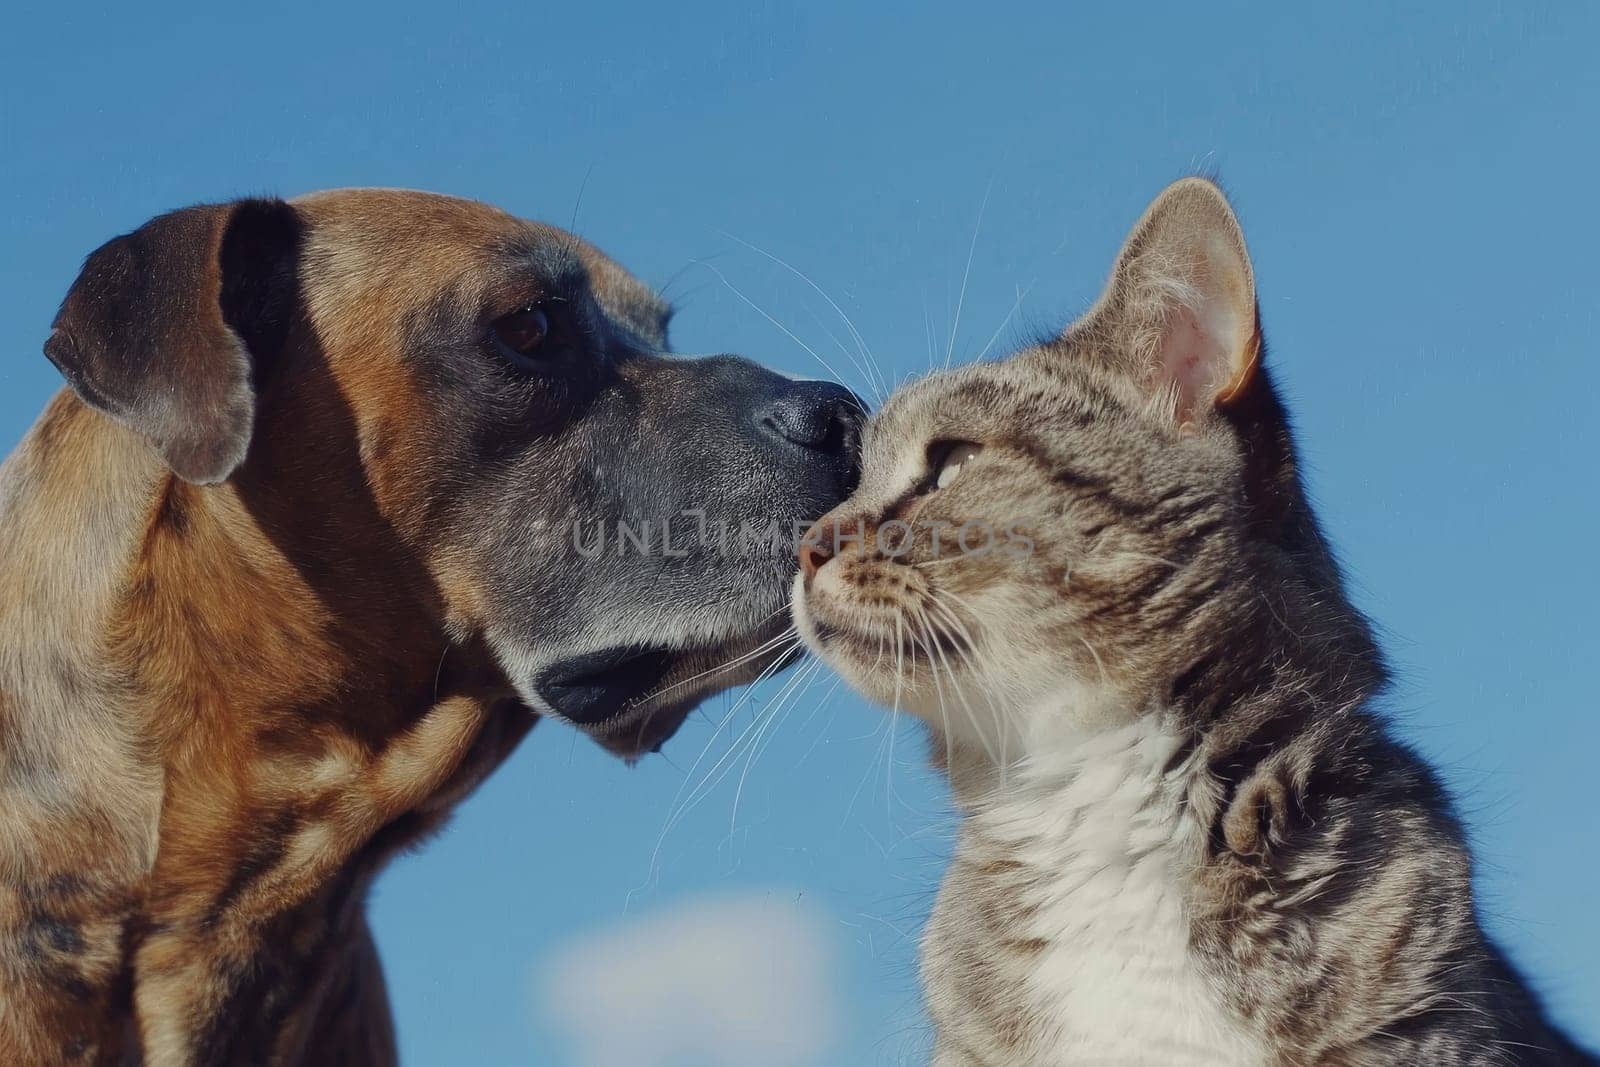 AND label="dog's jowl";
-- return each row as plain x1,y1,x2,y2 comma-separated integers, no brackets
0,190,861,1066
